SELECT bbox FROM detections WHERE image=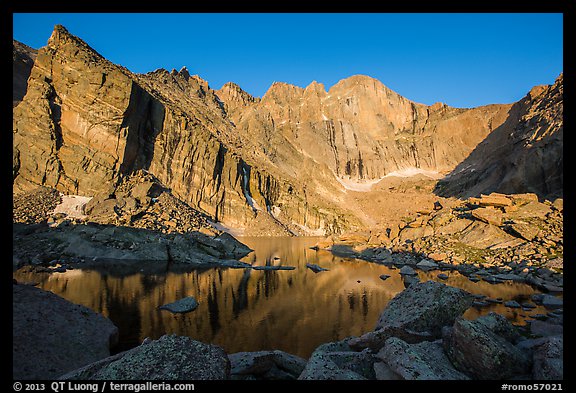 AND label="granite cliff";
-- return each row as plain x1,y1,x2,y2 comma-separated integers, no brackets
13,25,563,235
